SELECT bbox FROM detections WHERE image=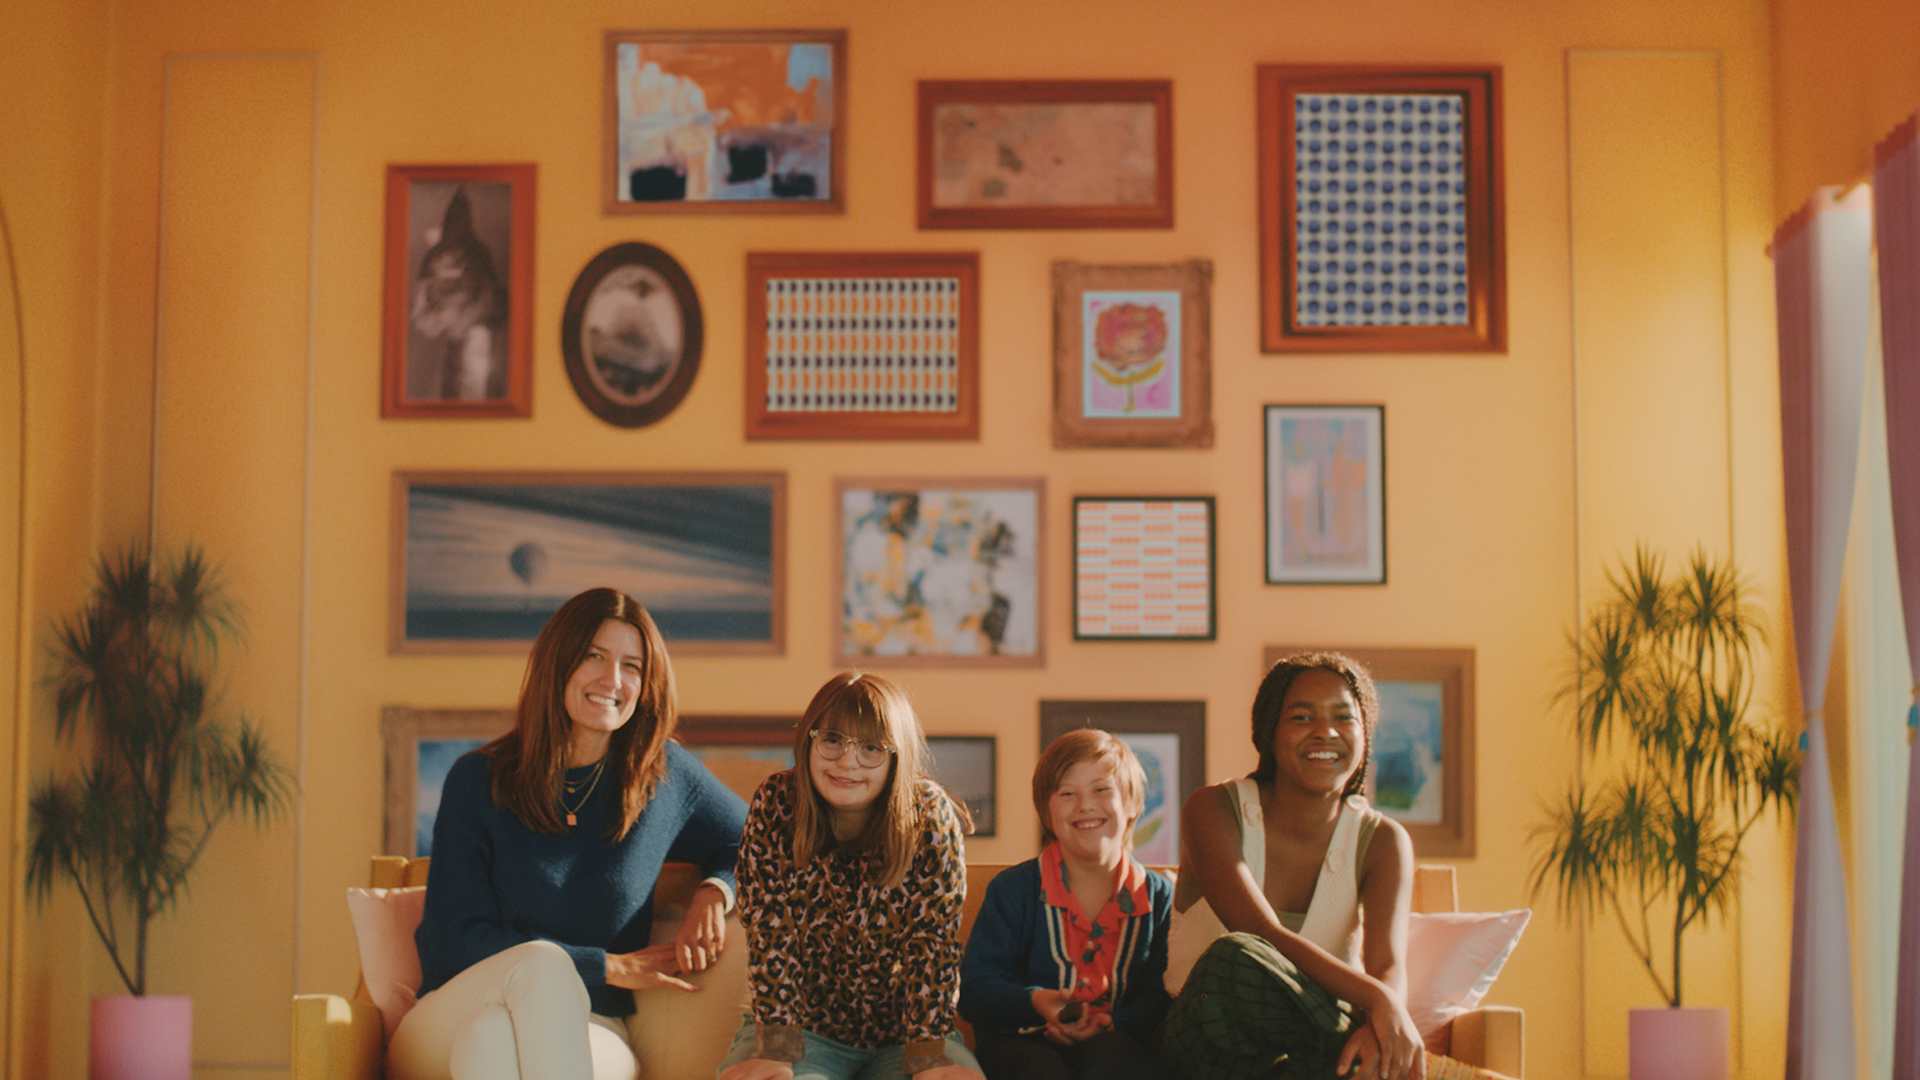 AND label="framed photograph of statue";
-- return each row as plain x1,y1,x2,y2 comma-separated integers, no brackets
1052,260,1212,448
381,164,536,418
604,29,846,214
560,242,704,429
